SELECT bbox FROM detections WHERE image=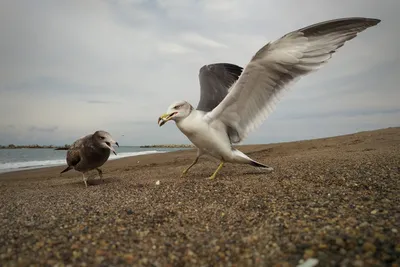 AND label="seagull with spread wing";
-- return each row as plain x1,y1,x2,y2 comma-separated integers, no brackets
158,17,381,180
